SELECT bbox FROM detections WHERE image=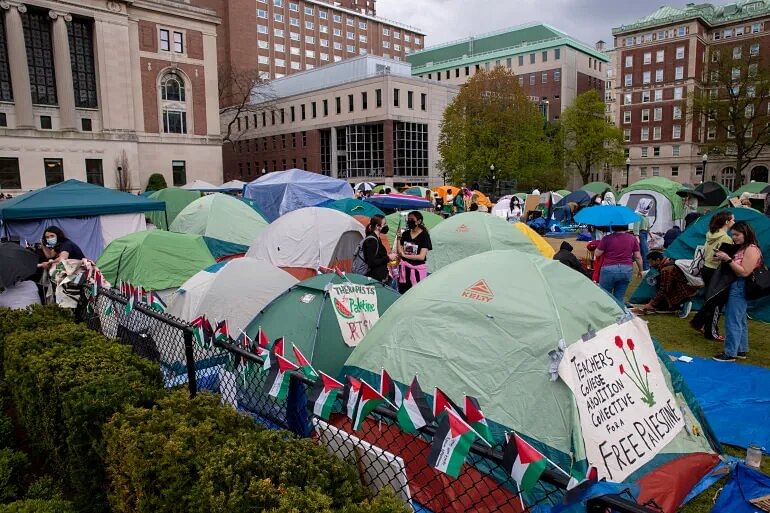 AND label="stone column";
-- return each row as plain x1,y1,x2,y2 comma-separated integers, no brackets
0,2,34,128
49,10,76,130
330,126,338,178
